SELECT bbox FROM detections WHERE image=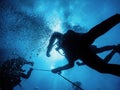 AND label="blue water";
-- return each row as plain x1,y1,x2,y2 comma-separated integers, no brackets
0,0,120,90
